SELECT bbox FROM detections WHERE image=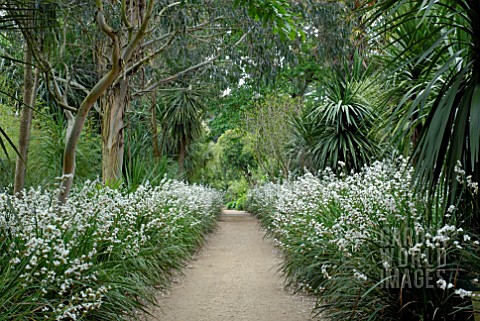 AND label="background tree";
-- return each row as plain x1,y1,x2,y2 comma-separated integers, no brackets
216,129,257,184
13,2,44,195
0,0,54,190
158,85,208,177
244,93,302,178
